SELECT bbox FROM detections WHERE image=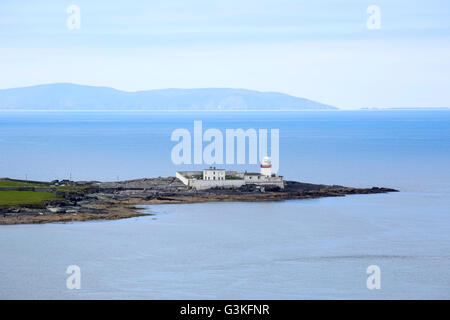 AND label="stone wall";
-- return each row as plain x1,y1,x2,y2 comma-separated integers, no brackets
244,175,284,189
188,179,246,190
0,187,56,192
175,172,191,186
